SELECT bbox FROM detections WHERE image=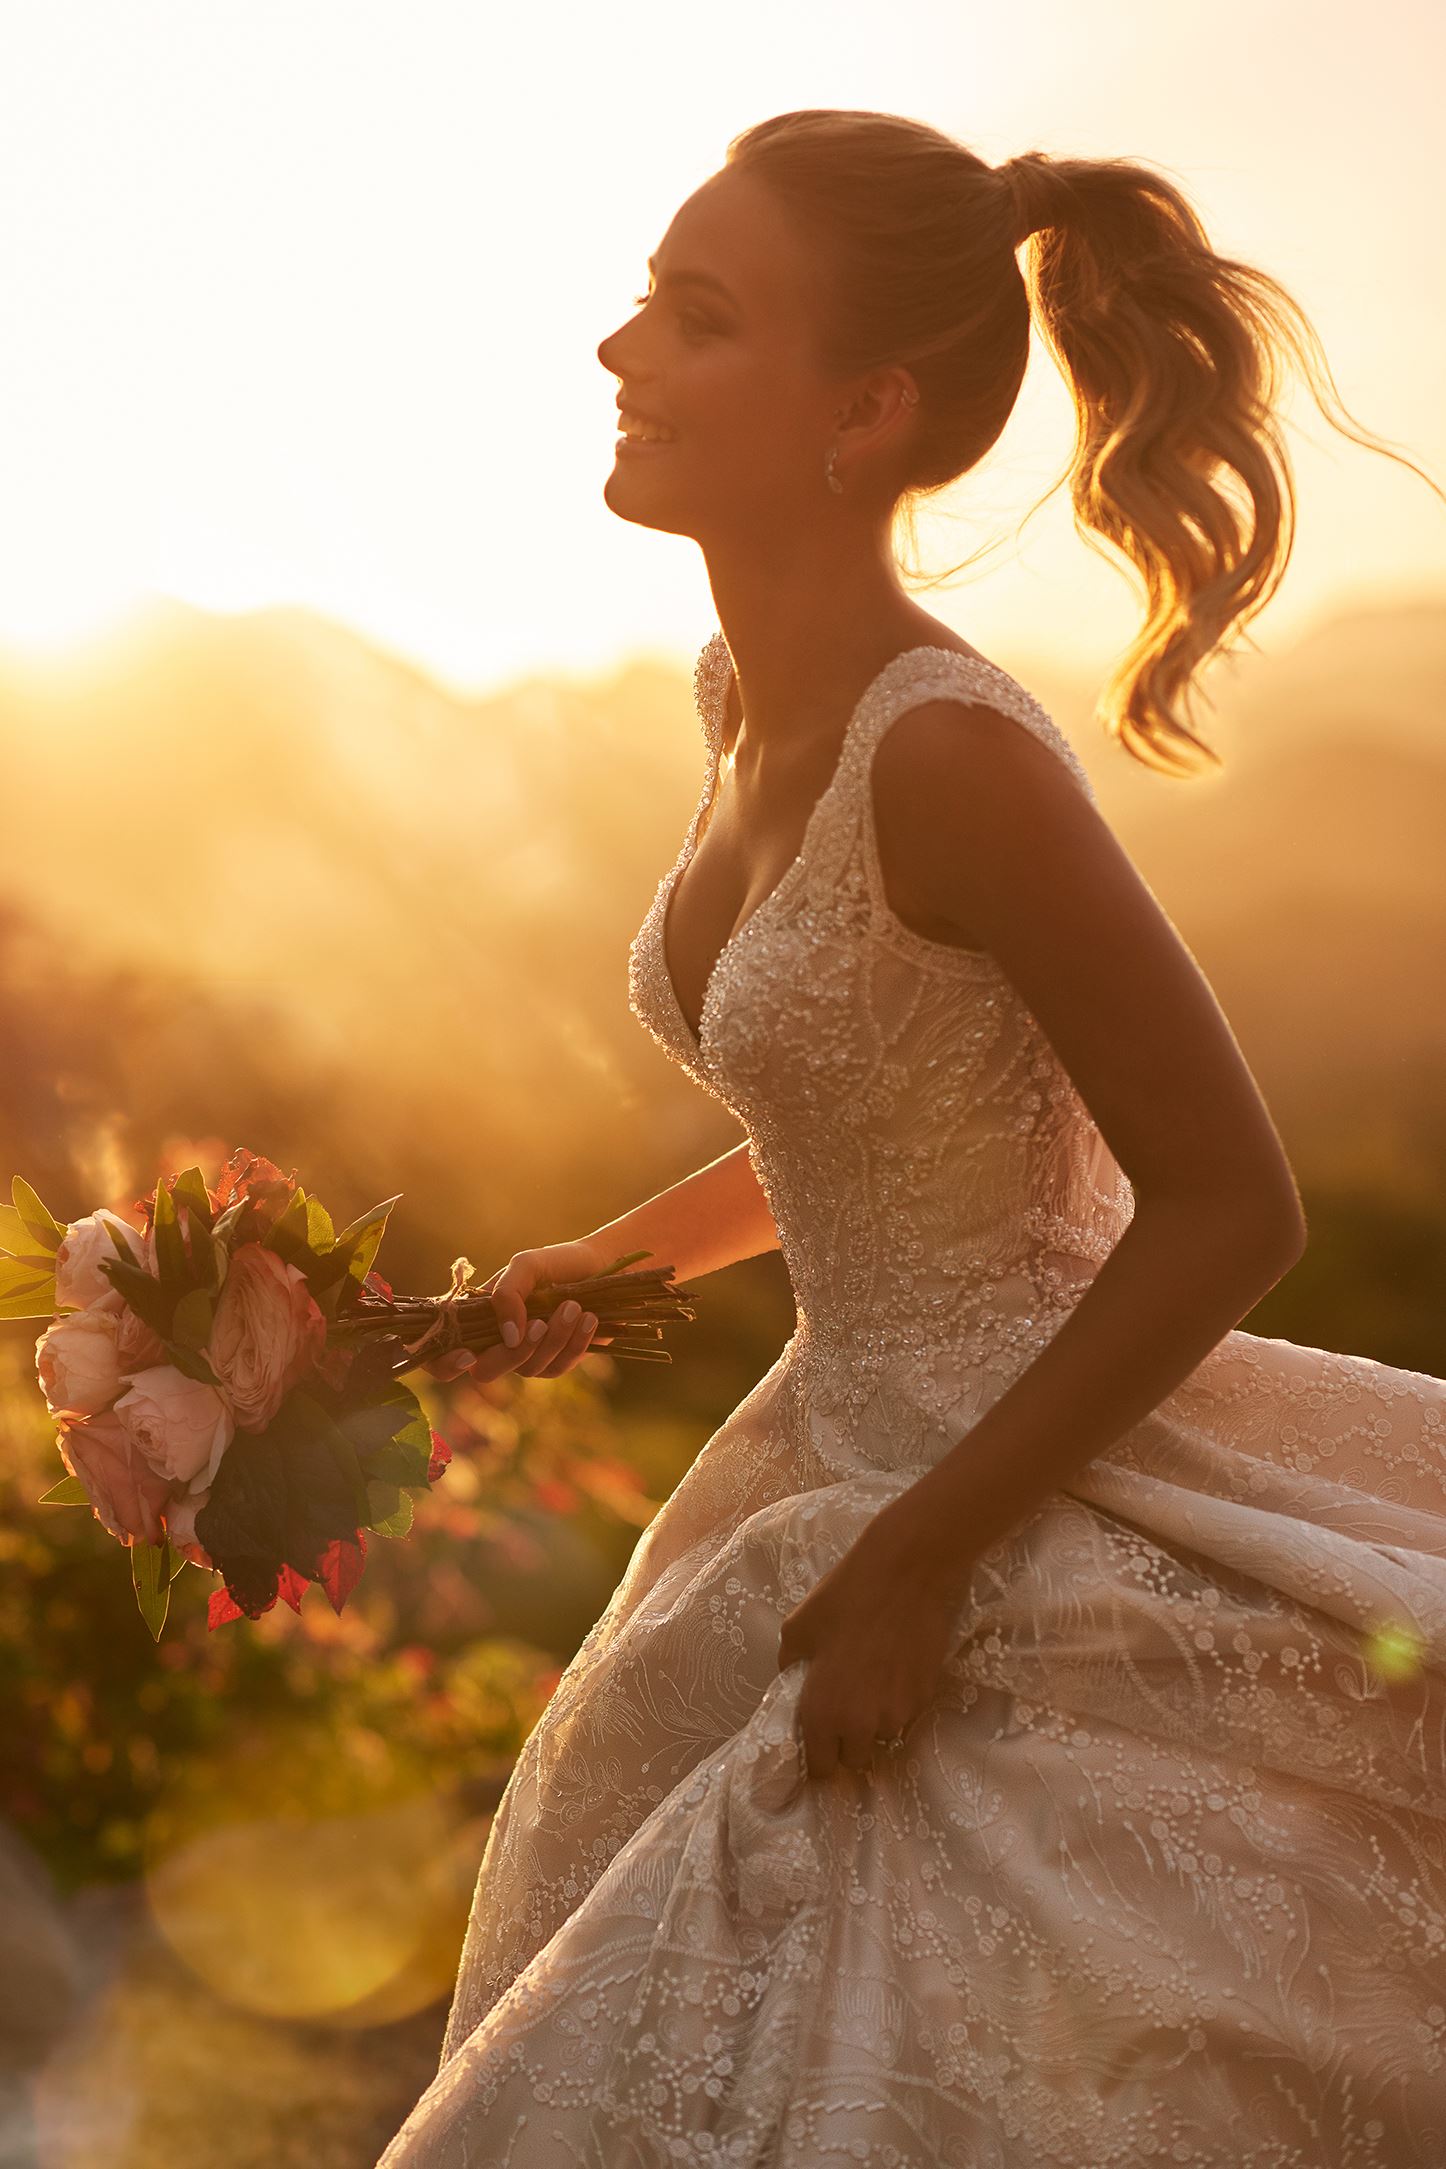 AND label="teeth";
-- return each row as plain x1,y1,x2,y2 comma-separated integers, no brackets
620,415,677,443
